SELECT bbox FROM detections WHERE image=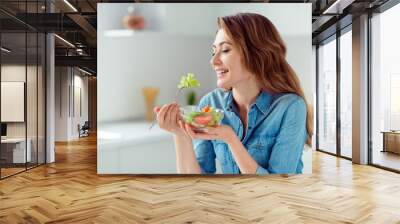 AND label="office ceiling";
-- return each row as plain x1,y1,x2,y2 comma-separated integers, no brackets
0,0,393,75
